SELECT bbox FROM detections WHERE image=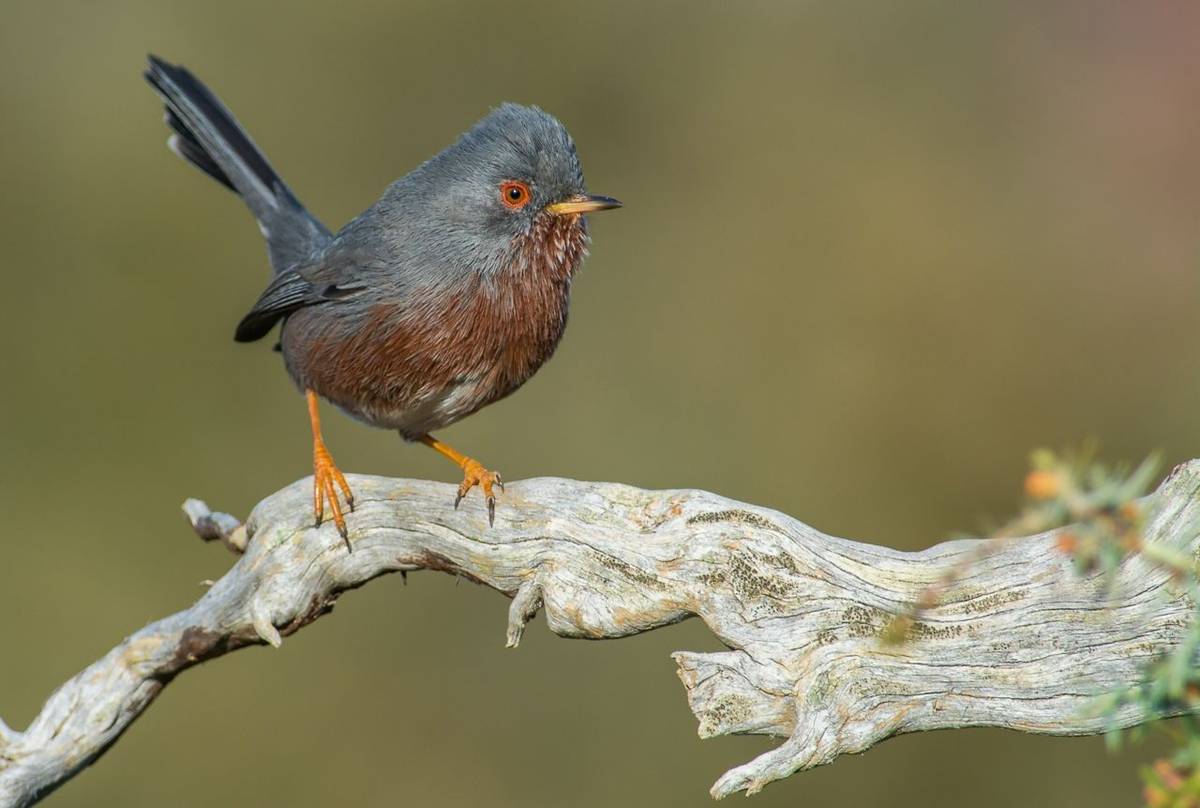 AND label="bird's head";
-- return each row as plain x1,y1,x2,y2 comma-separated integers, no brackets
403,103,620,277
